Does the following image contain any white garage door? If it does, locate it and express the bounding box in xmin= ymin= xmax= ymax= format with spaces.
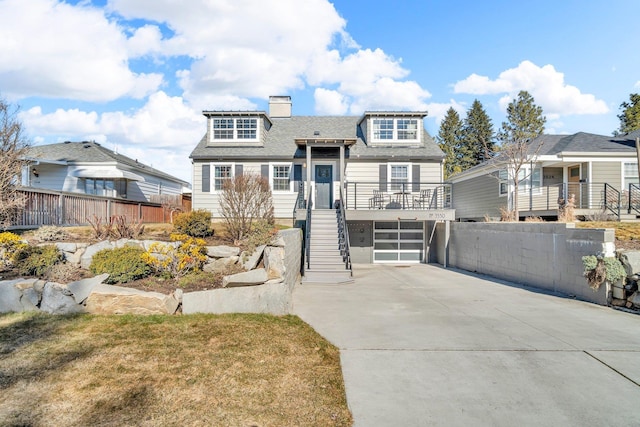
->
xmin=373 ymin=221 xmax=424 ymax=263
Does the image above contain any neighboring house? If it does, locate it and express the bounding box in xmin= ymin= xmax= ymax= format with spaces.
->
xmin=190 ymin=96 xmax=454 ymax=269
xmin=23 ymin=141 xmax=190 ymax=203
xmin=449 ymin=130 xmax=640 ymax=221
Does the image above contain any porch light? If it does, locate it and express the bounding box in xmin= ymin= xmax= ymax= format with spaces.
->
xmin=32 ymin=168 xmax=39 ymax=177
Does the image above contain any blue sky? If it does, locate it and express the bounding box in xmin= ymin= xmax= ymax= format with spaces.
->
xmin=1 ymin=0 xmax=639 ymax=183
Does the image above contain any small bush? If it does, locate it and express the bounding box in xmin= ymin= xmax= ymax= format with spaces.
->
xmin=32 ymin=225 xmax=69 ymax=242
xmin=173 ymin=209 xmax=213 ymax=237
xmin=582 ymin=255 xmax=626 ymax=290
xmin=90 ymin=246 xmax=151 ymax=284
xmin=0 ymin=231 xmax=27 ymax=269
xmin=142 ymin=233 xmax=208 ymax=278
xmin=87 ymin=215 xmax=145 ymax=240
xmin=14 ymin=245 xmax=64 ymax=277
xmin=242 ymin=219 xmax=278 ymax=253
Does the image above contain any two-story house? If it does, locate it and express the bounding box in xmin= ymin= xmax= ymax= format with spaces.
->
xmin=190 ymin=96 xmax=454 ymax=281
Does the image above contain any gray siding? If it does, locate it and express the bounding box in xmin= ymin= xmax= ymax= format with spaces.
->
xmin=591 ymin=161 xmax=621 ymax=187
xmin=452 ymin=174 xmax=504 ymax=220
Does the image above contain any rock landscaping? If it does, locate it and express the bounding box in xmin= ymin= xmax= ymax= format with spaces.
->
xmin=612 ymin=250 xmax=640 ymax=310
xmin=0 ymin=228 xmax=302 ymax=316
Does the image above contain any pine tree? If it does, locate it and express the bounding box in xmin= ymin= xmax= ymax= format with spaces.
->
xmin=461 ymin=99 xmax=495 ymax=167
xmin=615 ymin=93 xmax=640 ymax=135
xmin=436 ymin=107 xmax=464 ymax=179
xmin=496 ymin=90 xmax=546 ymax=221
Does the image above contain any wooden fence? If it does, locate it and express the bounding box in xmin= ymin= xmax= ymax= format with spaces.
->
xmin=9 ymin=188 xmax=191 ymax=229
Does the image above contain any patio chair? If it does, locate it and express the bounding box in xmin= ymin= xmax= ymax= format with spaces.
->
xmin=369 ymin=190 xmax=388 ymax=209
xmin=413 ymin=189 xmax=431 ymax=209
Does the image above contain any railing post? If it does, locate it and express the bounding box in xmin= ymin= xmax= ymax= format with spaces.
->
xmin=354 ymin=182 xmax=357 ymax=210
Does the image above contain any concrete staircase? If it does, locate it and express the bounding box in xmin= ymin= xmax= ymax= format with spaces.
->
xmin=303 ymin=209 xmax=353 ymax=284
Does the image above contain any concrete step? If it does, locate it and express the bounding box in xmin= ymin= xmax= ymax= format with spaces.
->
xmin=309 ymin=256 xmax=345 ymax=264
xmin=302 ymin=269 xmax=353 ymax=284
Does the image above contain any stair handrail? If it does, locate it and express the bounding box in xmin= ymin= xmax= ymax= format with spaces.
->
xmin=337 ymin=186 xmax=352 ymax=275
xmin=629 ymin=183 xmax=640 ymax=216
xmin=305 ymin=184 xmax=313 ymax=270
xmin=604 ymin=183 xmax=621 ymax=220
xmin=292 ymin=181 xmax=305 ymax=223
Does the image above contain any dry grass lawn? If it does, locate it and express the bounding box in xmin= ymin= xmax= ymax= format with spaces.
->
xmin=0 ymin=312 xmax=352 ymax=427
xmin=576 ymin=221 xmax=640 ymax=249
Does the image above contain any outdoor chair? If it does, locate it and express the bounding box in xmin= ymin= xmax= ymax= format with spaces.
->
xmin=369 ymin=190 xmax=388 ymax=209
xmin=413 ymin=189 xmax=431 ymax=209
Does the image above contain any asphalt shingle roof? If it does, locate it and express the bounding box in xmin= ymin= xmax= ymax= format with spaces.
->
xmin=189 ymin=115 xmax=444 ymax=161
xmin=26 ymin=141 xmax=188 ymax=185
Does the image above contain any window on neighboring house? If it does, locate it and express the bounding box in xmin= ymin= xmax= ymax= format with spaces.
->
xmin=272 ymin=164 xmax=291 ymax=191
xmin=212 ymin=118 xmax=258 ymax=141
xmin=498 ymin=167 xmax=542 ymax=196
xmin=214 ymin=164 xmax=233 ymax=190
xmin=85 ymin=178 xmax=127 ymax=198
xmin=624 ymin=163 xmax=639 ymax=188
xmin=389 ymin=164 xmax=410 ymax=191
xmin=372 ymin=118 xmax=419 ymax=142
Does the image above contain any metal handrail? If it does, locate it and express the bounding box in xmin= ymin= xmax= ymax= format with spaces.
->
xmin=345 ymin=181 xmax=453 ymax=210
xmin=304 ymin=184 xmax=313 ymax=270
xmin=292 ymin=181 xmax=305 ymax=224
xmin=604 ymin=183 xmax=621 ymax=220
xmin=337 ymin=186 xmax=352 ymax=275
xmin=629 ymin=183 xmax=640 ymax=215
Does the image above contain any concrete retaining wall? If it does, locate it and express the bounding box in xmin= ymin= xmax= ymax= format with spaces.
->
xmin=435 ymin=222 xmax=612 ymax=305
xmin=182 ymin=228 xmax=302 ymax=315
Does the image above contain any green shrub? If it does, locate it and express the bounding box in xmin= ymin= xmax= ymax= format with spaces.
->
xmin=14 ymin=245 xmax=64 ymax=277
xmin=89 ymin=246 xmax=151 ymax=284
xmin=173 ymin=209 xmax=213 ymax=237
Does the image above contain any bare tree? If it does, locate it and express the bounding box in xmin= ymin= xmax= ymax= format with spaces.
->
xmin=0 ymin=97 xmax=30 ymax=229
xmin=218 ymin=174 xmax=274 ymax=241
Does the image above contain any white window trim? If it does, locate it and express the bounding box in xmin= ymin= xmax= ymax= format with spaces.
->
xmin=371 ymin=118 xmax=421 ymax=143
xmin=210 ymin=117 xmax=260 ymax=142
xmin=622 ymin=161 xmax=639 ymax=189
xmin=387 ymin=162 xmax=412 ymax=192
xmin=270 ymin=162 xmax=293 ymax=193
xmin=212 ymin=162 xmax=235 ymax=193
xmin=498 ymin=166 xmax=542 ymax=197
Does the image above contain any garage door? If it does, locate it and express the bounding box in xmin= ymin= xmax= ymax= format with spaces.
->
xmin=373 ymin=221 xmax=424 ymax=263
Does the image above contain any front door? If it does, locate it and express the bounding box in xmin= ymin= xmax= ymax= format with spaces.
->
xmin=315 ymin=165 xmax=333 ymax=209
xmin=568 ymin=165 xmax=581 ymax=207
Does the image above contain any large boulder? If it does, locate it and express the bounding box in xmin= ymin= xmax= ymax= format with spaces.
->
xmin=241 ymin=245 xmax=266 ymax=270
xmin=0 ymin=279 xmax=26 ymax=313
xmin=40 ymin=282 xmax=84 ymax=314
xmin=67 ymin=273 xmax=110 ymax=304
xmin=263 ymin=246 xmax=285 ymax=281
xmin=85 ymin=284 xmax=179 ymax=315
xmin=203 ymin=256 xmax=239 ymax=273
xmin=206 ymin=245 xmax=240 ymax=258
xmin=618 ymin=250 xmax=640 ymax=277
xmin=222 ymin=268 xmax=268 ymax=288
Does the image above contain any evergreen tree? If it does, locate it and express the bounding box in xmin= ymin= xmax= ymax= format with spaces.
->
xmin=496 ymin=90 xmax=546 ymax=221
xmin=436 ymin=107 xmax=464 ymax=179
xmin=462 ymin=99 xmax=495 ymax=167
xmin=615 ymin=93 xmax=640 ymax=135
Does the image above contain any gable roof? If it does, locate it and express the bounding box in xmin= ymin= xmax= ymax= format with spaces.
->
xmin=26 ymin=141 xmax=189 ymax=186
xmin=190 ymin=115 xmax=444 ymax=161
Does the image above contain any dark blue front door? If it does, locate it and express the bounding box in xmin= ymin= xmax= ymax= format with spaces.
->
xmin=315 ymin=165 xmax=333 ymax=209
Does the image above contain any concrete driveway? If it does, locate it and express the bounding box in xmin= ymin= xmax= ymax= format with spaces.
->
xmin=292 ymin=264 xmax=640 ymax=427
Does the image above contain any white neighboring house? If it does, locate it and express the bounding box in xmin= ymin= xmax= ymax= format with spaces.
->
xmin=23 ymin=141 xmax=190 ymax=202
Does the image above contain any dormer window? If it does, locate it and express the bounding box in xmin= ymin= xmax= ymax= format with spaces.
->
xmin=212 ymin=117 xmax=258 ymax=141
xmin=372 ymin=117 xmax=419 ymax=142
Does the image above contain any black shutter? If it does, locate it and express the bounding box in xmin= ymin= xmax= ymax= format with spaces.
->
xmin=412 ymin=164 xmax=420 ymax=192
xmin=202 ymin=164 xmax=210 ymax=193
xmin=235 ymin=164 xmax=243 ymax=177
xmin=379 ymin=164 xmax=387 ymax=192
xmin=261 ymin=164 xmax=269 ymax=179
xmin=293 ymin=164 xmax=302 ymax=181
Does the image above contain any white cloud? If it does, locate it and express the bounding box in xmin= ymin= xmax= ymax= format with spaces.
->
xmin=635 ymin=81 xmax=640 ymax=89
xmin=21 ymin=92 xmax=204 ymax=181
xmin=424 ymin=100 xmax=467 ymax=126
xmin=0 ymin=0 xmax=162 ymax=101
xmin=453 ymin=61 xmax=609 ymax=116
xmin=314 ymin=89 xmax=349 ymax=115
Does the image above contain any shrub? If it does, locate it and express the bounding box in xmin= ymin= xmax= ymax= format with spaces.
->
xmin=242 ymin=219 xmax=278 ymax=254
xmin=0 ymin=231 xmax=27 ymax=269
xmin=173 ymin=209 xmax=213 ymax=238
xmin=32 ymin=225 xmax=69 ymax=242
xmin=582 ymin=255 xmax=626 ymax=290
xmin=90 ymin=246 xmax=151 ymax=284
xmin=14 ymin=245 xmax=64 ymax=277
xmin=87 ymin=215 xmax=145 ymax=240
xmin=219 ymin=174 xmax=274 ymax=241
xmin=141 ymin=233 xmax=208 ymax=278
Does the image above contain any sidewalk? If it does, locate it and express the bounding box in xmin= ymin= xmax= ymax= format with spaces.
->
xmin=292 ymin=264 xmax=640 ymax=427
